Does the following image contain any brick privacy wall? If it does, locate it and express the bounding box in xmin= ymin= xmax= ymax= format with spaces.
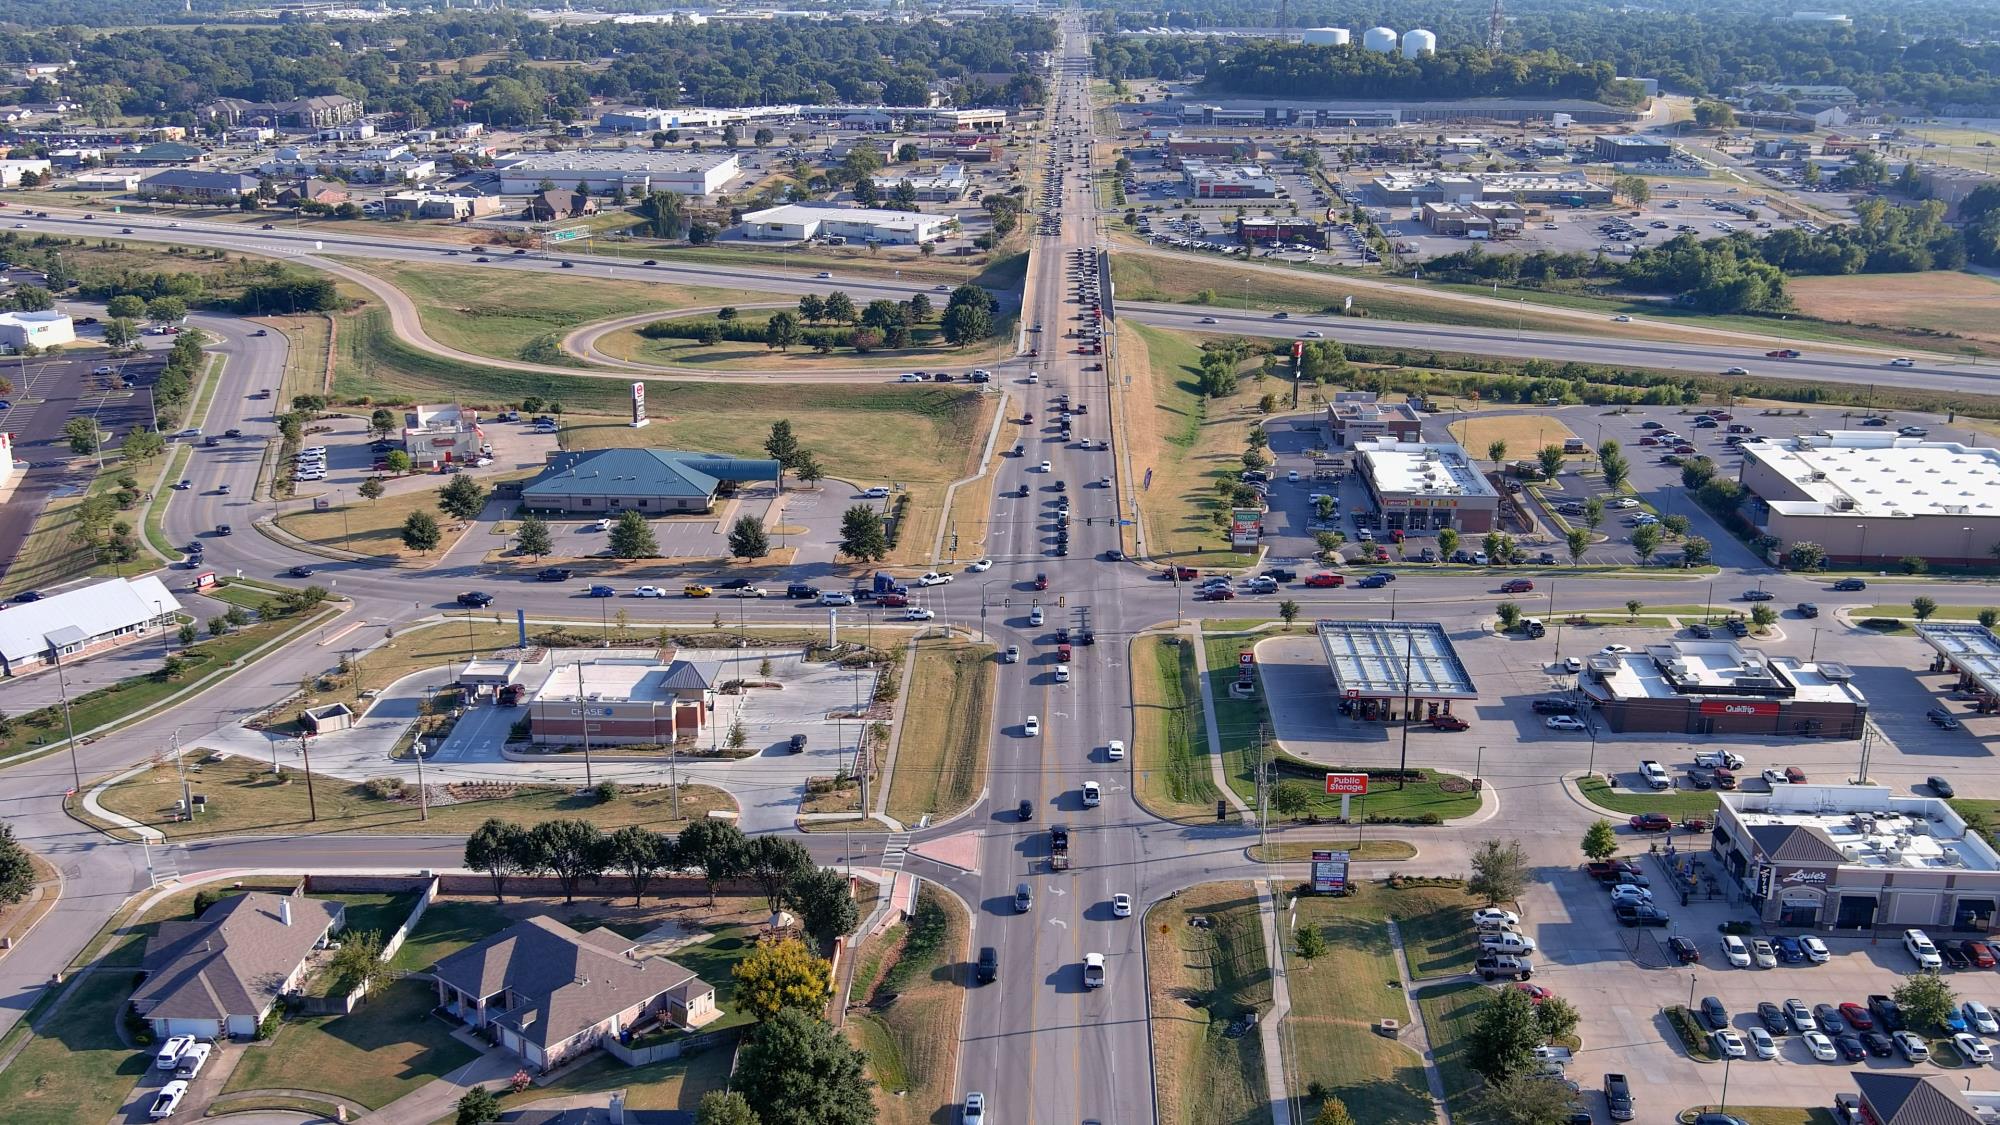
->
xmin=307 ymin=872 xmax=763 ymax=900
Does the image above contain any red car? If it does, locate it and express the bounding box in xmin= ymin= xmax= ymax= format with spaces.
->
xmin=1513 ymin=983 xmax=1552 ymax=1004
xmin=1501 ymin=579 xmax=1534 ymax=593
xmin=1638 ymin=436 xmax=1659 ymax=445
xmin=1839 ymin=1003 xmax=1874 ymax=1030
xmin=1766 ymin=349 xmax=1801 ymax=359
xmin=1629 ymin=813 xmax=1672 ymax=832
xmin=1969 ymin=941 xmax=1999 ymax=968
xmin=1034 ymin=572 xmax=1050 ymax=591
xmin=1304 ymin=572 xmax=1345 ymax=588
xmin=1162 ymin=566 xmax=1197 ymax=581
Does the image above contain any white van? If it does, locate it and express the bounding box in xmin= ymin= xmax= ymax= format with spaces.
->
xmin=173 ymin=1042 xmax=212 ymax=1079
xmin=1905 ymin=928 xmax=1942 ymax=970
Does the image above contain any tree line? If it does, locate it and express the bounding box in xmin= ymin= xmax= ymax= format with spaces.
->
xmin=1194 ymin=43 xmax=1633 ymax=104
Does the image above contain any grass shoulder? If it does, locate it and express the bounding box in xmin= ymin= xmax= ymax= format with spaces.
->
xmin=1130 ymin=634 xmax=1224 ymax=822
xmin=886 ymin=637 xmax=996 ymax=825
xmin=1576 ymin=775 xmax=1721 ymax=817
xmin=1146 ymin=881 xmax=1274 ymax=1125
xmin=846 ymin=884 xmax=969 ymax=1125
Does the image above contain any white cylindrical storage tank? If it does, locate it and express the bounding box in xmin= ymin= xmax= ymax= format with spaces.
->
xmin=1363 ymin=26 xmax=1399 ymax=53
xmin=1302 ymin=26 xmax=1350 ymax=46
xmin=1401 ymin=29 xmax=1436 ymax=57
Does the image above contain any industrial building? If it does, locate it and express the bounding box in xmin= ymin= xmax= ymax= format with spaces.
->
xmin=873 ymin=162 xmax=969 ymax=201
xmin=1400 ymin=29 xmax=1436 ymax=58
xmin=137 ymin=169 xmax=258 ymax=203
xmin=1914 ymin=623 xmax=2000 ymax=716
xmin=1362 ymin=26 xmax=1399 ymax=52
xmin=1180 ymin=158 xmax=1277 ymax=198
xmin=527 ymin=657 xmax=712 ymax=748
xmin=1301 ymin=27 xmax=1350 ymax=46
xmin=1592 ymin=135 xmax=1674 ymax=163
xmin=402 ymin=405 xmax=484 ymax=467
xmin=1419 ymin=201 xmax=1525 ymax=238
xmin=1351 ymin=439 xmax=1498 ymax=533
xmin=1323 ymin=393 xmax=1423 ymax=446
xmin=0 ymin=575 xmax=179 ymax=678
xmin=1370 ymin=170 xmax=1612 ymax=205
xmin=1576 ymin=639 xmax=1868 ymax=737
xmin=0 ymin=158 xmax=51 ymax=187
xmin=0 ymin=309 xmax=74 ymax=351
xmin=1236 ymin=217 xmax=1322 ymax=244
xmin=1163 ymin=136 xmax=1262 ymax=159
xmin=494 ymin=151 xmax=739 ymax=196
xmin=519 ymin=448 xmax=780 ymax=515
xmin=381 ymin=192 xmax=502 ymax=221
xmin=1738 ymin=432 xmax=2000 ymax=567
xmin=736 ymin=203 xmax=951 ymax=244
xmin=1312 ymin=621 xmax=1476 ymax=724
xmin=1712 ymin=786 xmax=2000 ymax=932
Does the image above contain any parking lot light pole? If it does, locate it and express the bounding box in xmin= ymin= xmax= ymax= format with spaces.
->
xmin=1717 ymin=1050 xmax=1734 ymax=1112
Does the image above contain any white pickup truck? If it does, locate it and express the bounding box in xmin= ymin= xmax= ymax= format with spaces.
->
xmin=1640 ymin=760 xmax=1673 ymax=790
xmin=1695 ymin=750 xmax=1745 ymax=770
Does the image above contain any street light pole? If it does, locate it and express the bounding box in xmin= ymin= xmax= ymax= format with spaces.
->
xmin=53 ymin=652 xmax=81 ymax=798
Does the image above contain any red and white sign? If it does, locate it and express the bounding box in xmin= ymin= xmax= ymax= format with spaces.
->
xmin=190 ymin=571 xmax=218 ymax=590
xmin=1700 ymin=700 xmax=1779 ymax=717
xmin=1325 ymin=773 xmax=1369 ymax=795
xmin=1291 ymin=340 xmax=1305 ymax=359
xmin=1238 ymin=651 xmax=1255 ymax=667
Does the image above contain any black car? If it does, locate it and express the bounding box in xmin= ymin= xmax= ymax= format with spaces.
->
xmin=1942 ymin=940 xmax=1973 ymax=969
xmin=1836 ymin=1034 xmax=1867 ymax=1062
xmin=1614 ymin=902 xmax=1669 ymax=927
xmin=537 ymin=568 xmax=574 ymax=582
xmin=1741 ymin=589 xmax=1775 ymax=601
xmin=1757 ymin=1002 xmax=1787 ymax=1033
xmin=786 ymin=584 xmax=819 ymax=599
xmin=1832 ymin=578 xmax=1867 ymax=591
xmin=1669 ymin=936 xmax=1701 ymax=964
xmin=1054 ymin=627 xmax=1071 ymax=644
xmin=1699 ymin=995 xmax=1729 ymax=1030
xmin=1532 ymin=699 xmax=1578 ymax=715
xmin=456 ymin=591 xmax=493 ymax=607
xmin=719 ymin=578 xmax=752 ymax=589
xmin=976 ymin=946 xmax=999 ymax=984
xmin=788 ymin=734 xmax=807 ymax=754
xmin=1797 ymin=602 xmax=1819 ymax=618
xmin=288 ymin=565 xmax=316 ymax=578
xmin=1862 ymin=1031 xmax=1894 ymax=1058
xmin=224 ymin=428 xmax=243 ymax=438
xmin=1688 ymin=623 xmax=1714 ymax=639
xmin=1017 ymin=799 xmax=1034 ymax=821
xmin=1104 ymin=549 xmax=1124 ymax=561
xmin=215 ymin=524 xmax=232 ymax=536
xmin=1356 ymin=574 xmax=1390 ymax=589
xmin=1929 ymin=776 xmax=1957 ymax=798
xmin=1262 ymin=568 xmax=1297 ymax=582
xmin=9 ymin=590 xmax=41 ymax=603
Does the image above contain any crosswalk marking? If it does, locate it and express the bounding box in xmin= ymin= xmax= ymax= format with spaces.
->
xmin=882 ymin=833 xmax=911 ymax=868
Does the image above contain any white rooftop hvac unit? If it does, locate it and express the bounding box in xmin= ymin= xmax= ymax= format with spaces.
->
xmin=1942 ymin=846 xmax=1963 ymax=866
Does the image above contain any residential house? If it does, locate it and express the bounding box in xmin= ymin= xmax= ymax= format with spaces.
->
xmin=131 ymin=892 xmax=345 ymax=1040
xmin=523 ymin=188 xmax=601 ymax=222
xmin=275 ymin=178 xmax=349 ymax=207
xmin=432 ymin=916 xmax=719 ymax=1072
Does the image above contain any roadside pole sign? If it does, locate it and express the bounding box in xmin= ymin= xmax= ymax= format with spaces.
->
xmin=1326 ymin=772 xmax=1368 ymax=822
xmin=1311 ymin=849 xmax=1350 ymax=894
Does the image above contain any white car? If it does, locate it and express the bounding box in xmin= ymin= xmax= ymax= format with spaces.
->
xmin=1106 ymin=740 xmax=1125 ymax=760
xmin=1040 ymin=460 xmax=1053 ymax=473
xmin=1470 ymin=907 xmax=1520 ymax=928
xmin=904 ymin=608 xmax=936 ymax=620
xmin=1003 ymin=645 xmax=1020 ymax=663
xmin=899 ymin=372 xmax=922 ymax=382
xmin=156 ymin=1035 xmax=195 ymax=1070
xmin=863 ymin=486 xmax=892 ymax=499
xmin=594 ymin=518 xmax=612 ymax=531
xmin=962 ymin=1092 xmax=985 ymax=1124
xmin=1895 ymin=1030 xmax=1931 ymax=1061
xmin=1969 ymin=1001 xmax=1999 ymax=1035
xmin=150 ymin=1080 xmax=190 ymax=1120
xmin=1804 ymin=1031 xmax=1838 ymax=1061
xmin=1801 ymin=935 xmax=1830 ymax=963
xmin=1562 ymin=657 xmax=1584 ymax=673
xmin=1608 ymin=884 xmax=1652 ymax=905
xmin=1723 ymin=935 xmax=1752 ymax=967
xmin=1112 ymin=893 xmax=1132 ymax=917
xmin=1287 ymin=470 xmax=1301 ymax=483
xmin=294 ymin=470 xmax=326 ymax=481
xmin=1712 ymin=1028 xmax=1746 ymax=1058
xmin=731 ymin=586 xmax=768 ymax=598
xmin=967 ymin=558 xmax=993 ymax=572
xmin=1082 ymin=780 xmax=1101 ymax=807
xmin=1029 ymin=606 xmax=1044 ymax=626
xmin=1748 ymin=1027 xmax=1777 ymax=1059
xmin=1608 ymin=497 xmax=1640 ymax=509
xmin=1890 ymin=357 xmax=1915 ymax=368
xmin=1612 ymin=314 xmax=1632 ymax=322
xmin=1957 ymin=1033 xmax=1995 ymax=1064
xmin=1545 ymin=715 xmax=1586 ymax=731
xmin=1024 ymin=715 xmax=1041 ymax=737
xmin=1601 ymin=644 xmax=1633 ymax=655
xmin=918 ymin=571 xmax=954 ymax=586
xmin=633 ymin=585 xmax=668 ymax=598
xmin=1750 ymin=938 xmax=1777 ymax=968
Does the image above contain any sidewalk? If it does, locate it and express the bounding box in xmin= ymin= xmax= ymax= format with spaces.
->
xmin=1188 ymin=622 xmax=1249 ymax=814
xmin=363 ymin=1034 xmax=519 ymax=1125
xmin=1255 ymin=881 xmax=1293 ymax=1125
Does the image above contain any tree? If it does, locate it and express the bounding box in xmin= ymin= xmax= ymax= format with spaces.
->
xmin=1582 ymin=496 xmax=1605 ymax=531
xmin=121 ymin=428 xmax=165 ymax=464
xmin=1680 ymin=457 xmax=1718 ymax=491
xmin=1980 ymin=607 xmax=2000 ymax=630
xmin=697 ymin=1091 xmax=761 ymax=1125
xmin=1295 ymin=923 xmax=1328 ymax=965
xmin=1279 ymin=599 xmax=1301 ymax=629
xmin=941 ymin=302 xmax=992 ymax=346
xmin=732 ymin=937 xmax=832 ymax=1021
xmin=529 ymin=819 xmax=606 ymax=904
xmin=516 ymin=514 xmax=552 ymax=559
xmin=63 ymin=416 xmax=100 ymax=456
xmin=1751 ymin=603 xmax=1778 ymax=629
xmin=145 ymin=296 xmax=188 ymax=325
xmin=465 ymin=819 xmax=526 ymax=900
xmin=676 ymin=819 xmax=747 ymax=904
xmin=1468 ymin=838 xmax=1530 ymax=904
xmin=1477 ymin=1075 xmax=1582 ymax=1125
xmin=1900 ymin=554 xmax=1929 ymax=575
xmin=1599 ymin=447 xmax=1629 ymax=492
xmin=369 ymin=407 xmax=398 ymax=439
xmin=1486 ymin=439 xmax=1508 ymax=465
xmin=1787 ymin=541 xmax=1826 ymax=571
xmin=607 ymin=826 xmax=668 ymax=903
xmin=1683 ymin=536 xmax=1712 ymax=567
xmin=839 ymin=505 xmax=889 ymax=562
xmin=0 ymin=824 xmax=34 ymax=906
xmin=1582 ymin=819 xmax=1618 ymax=862
xmin=105 ymin=294 xmax=146 ymax=320
xmin=1467 ymin=983 xmax=1545 ymax=1082
xmin=385 ymin=449 xmax=413 ymax=476
xmin=1558 ymin=527 xmax=1588 ymax=566
xmin=102 ymin=318 xmax=139 ymax=349
xmin=1623 ymin=599 xmax=1644 ymax=621
xmin=822 ymin=291 xmax=856 ymax=323
xmin=1694 ymin=101 xmax=1737 ymax=129
xmin=1614 ymin=175 xmax=1651 ymax=204
xmin=456 ymin=1086 xmax=502 ymax=1125
xmin=401 ymin=510 xmax=442 ymax=554
xmin=745 ymin=836 xmax=814 ymax=914
xmin=1483 ymin=531 xmax=1517 ymax=565
xmin=764 ymin=420 xmax=802 ymax=483
xmin=733 ymin=1006 xmax=874 ymax=1125
xmin=328 ymin=928 xmax=388 ymax=995
xmin=1313 ymin=1098 xmax=1356 ymax=1125
xmin=1496 ymin=601 xmax=1523 ymax=630
xmin=1913 ymin=596 xmax=1939 ymax=621
xmin=437 ymin=473 xmax=487 ymax=521
xmin=1535 ymin=995 xmax=1581 ymax=1044
xmin=1893 ymin=971 xmax=1957 ymax=1032
xmin=730 ymin=515 xmax=771 ymax=559
xmin=610 ymin=510 xmax=658 ymax=559
xmin=764 ymin=311 xmax=803 ymax=351
xmin=797 ymin=294 xmax=825 ymax=323
xmin=358 ymin=477 xmax=385 ymax=503
xmin=1661 ymin=513 xmax=1690 ymax=538
xmin=788 ymin=866 xmax=859 ymax=947
xmin=1536 ymin=444 xmax=1564 ymax=480
xmin=1438 ymin=527 xmax=1460 ymax=559
xmin=795 ymin=452 xmax=825 ymax=489
xmin=10 ymin=286 xmax=52 ymax=312
xmin=1631 ymin=523 xmax=1662 ymax=564
xmin=1272 ymin=780 xmax=1315 ymax=818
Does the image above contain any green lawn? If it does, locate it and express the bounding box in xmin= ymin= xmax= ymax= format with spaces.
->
xmin=512 ymin=1045 xmax=734 ymax=1112
xmin=386 ymin=899 xmax=514 ymax=972
xmin=1146 ymin=882 xmax=1274 ymax=1125
xmin=0 ymin=969 xmax=150 ymax=1125
xmin=1578 ymin=776 xmax=1721 ymax=818
xmin=1412 ymin=980 xmax=1496 ymax=1114
xmin=1132 ymin=635 xmax=1223 ymax=822
xmin=1201 ymin=633 xmax=1482 ymax=824
xmin=1122 ymin=322 xmax=1259 ymax=566
xmin=223 ymin=977 xmax=479 ymax=1109
xmin=653 ymin=923 xmax=760 ymax=1035
xmin=1858 ymin=603 xmax=1998 ymax=623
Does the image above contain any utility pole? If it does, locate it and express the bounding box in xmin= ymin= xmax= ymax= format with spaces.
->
xmin=574 ymin=659 xmax=595 ymax=787
xmin=1396 ymin=631 xmax=1417 ymax=789
xmin=298 ymin=733 xmax=318 ymax=822
xmin=414 ymin=737 xmax=429 ymax=822
xmin=1256 ymin=721 xmax=1271 ymax=853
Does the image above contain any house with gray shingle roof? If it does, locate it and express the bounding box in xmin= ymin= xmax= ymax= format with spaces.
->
xmin=431 ymin=916 xmax=718 ymax=1071
xmin=1854 ymin=1072 xmax=1983 ymax=1125
xmin=519 ymin=448 xmax=781 ymax=515
xmin=131 ymin=892 xmax=345 ymax=1040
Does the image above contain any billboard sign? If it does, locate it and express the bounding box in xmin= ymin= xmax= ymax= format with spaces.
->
xmin=631 ymin=381 xmax=649 ymax=428
xmin=1311 ymin=850 xmax=1350 ymax=893
xmin=1325 ymin=773 xmax=1369 ymax=795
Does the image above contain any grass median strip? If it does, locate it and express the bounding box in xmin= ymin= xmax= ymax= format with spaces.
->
xmin=1147 ymin=881 xmax=1274 ymax=1125
xmin=1577 ymin=775 xmax=1720 ymax=818
xmin=847 ymin=885 xmax=969 ymax=1125
xmin=1120 ymin=322 xmax=1259 ymax=567
xmin=1132 ymin=634 xmax=1223 ymax=822
xmin=886 ymin=637 xmax=995 ymax=825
